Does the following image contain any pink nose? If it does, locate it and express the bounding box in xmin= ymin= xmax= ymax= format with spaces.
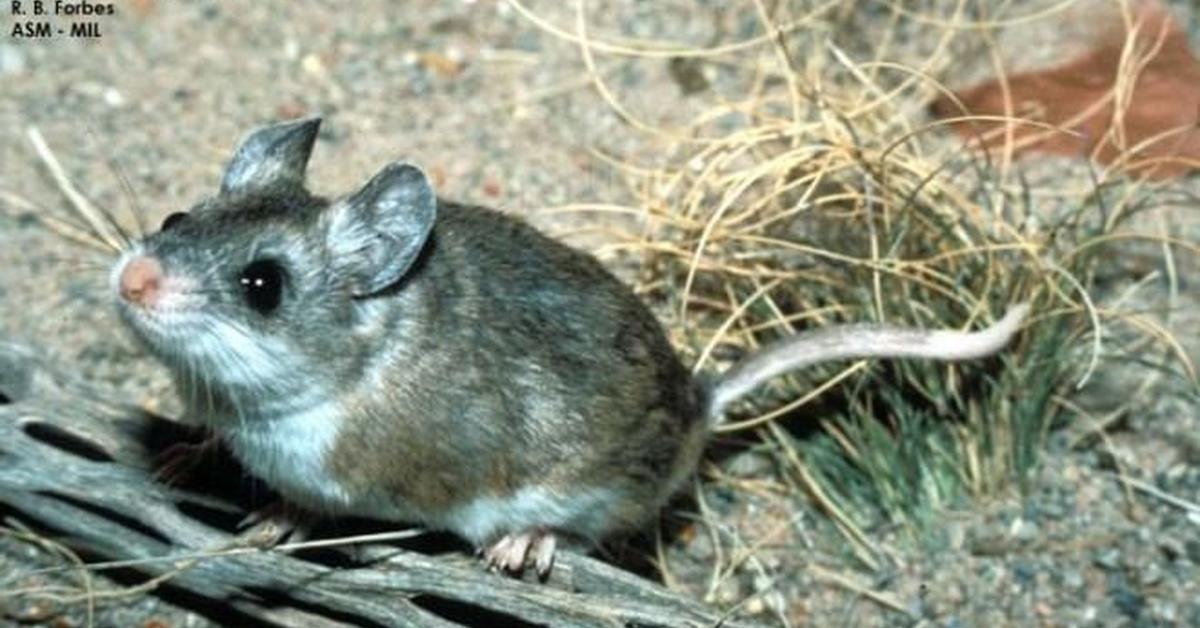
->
xmin=119 ymin=256 xmax=164 ymax=307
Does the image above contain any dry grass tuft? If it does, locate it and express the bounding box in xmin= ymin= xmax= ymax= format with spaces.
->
xmin=521 ymin=0 xmax=1197 ymax=564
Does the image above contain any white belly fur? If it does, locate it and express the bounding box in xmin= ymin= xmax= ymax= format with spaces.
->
xmin=223 ymin=402 xmax=624 ymax=545
xmin=435 ymin=486 xmax=622 ymax=545
xmin=223 ymin=399 xmax=354 ymax=510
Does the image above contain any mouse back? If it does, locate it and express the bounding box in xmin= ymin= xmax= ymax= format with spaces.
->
xmin=321 ymin=200 xmax=709 ymax=540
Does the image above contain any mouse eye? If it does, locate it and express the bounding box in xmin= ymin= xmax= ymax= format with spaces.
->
xmin=238 ymin=259 xmax=285 ymax=314
xmin=160 ymin=212 xmax=188 ymax=231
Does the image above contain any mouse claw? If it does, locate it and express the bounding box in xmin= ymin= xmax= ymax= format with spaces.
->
xmin=482 ymin=529 xmax=559 ymax=577
xmin=532 ymin=532 xmax=557 ymax=578
xmin=504 ymin=532 xmax=533 ymax=573
xmin=237 ymin=502 xmax=310 ymax=548
xmin=483 ymin=534 xmax=513 ymax=571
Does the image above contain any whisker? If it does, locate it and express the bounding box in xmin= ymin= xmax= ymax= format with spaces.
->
xmin=36 ymin=254 xmax=114 ymax=271
xmin=44 ymin=215 xmax=115 ymax=252
xmin=0 ymin=188 xmax=40 ymax=213
xmin=202 ymin=323 xmax=253 ymax=430
xmin=0 ymin=189 xmax=115 ymax=254
xmin=171 ymin=288 xmax=239 ymax=298
xmin=199 ymin=261 xmax=227 ymax=285
xmin=40 ymin=267 xmax=112 ymax=281
xmin=85 ymin=121 xmax=147 ymax=239
xmin=197 ymin=356 xmax=214 ymax=423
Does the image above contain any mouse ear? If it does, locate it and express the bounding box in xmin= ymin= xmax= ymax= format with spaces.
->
xmin=326 ymin=162 xmax=437 ymax=297
xmin=220 ymin=117 xmax=321 ymax=195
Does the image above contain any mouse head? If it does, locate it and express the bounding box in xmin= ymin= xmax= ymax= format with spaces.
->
xmin=112 ymin=118 xmax=437 ymax=415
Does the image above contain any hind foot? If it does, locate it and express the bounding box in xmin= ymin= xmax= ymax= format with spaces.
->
xmin=483 ymin=529 xmax=558 ymax=577
xmin=237 ymin=502 xmax=312 ymax=548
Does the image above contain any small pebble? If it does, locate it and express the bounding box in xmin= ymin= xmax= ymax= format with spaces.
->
xmin=301 ymin=53 xmax=327 ymax=79
xmin=1158 ymin=537 xmax=1186 ymax=561
xmin=1111 ymin=584 xmax=1145 ymax=619
xmin=945 ymin=521 xmax=966 ymax=551
xmin=0 ymin=44 xmax=26 ymax=76
xmin=103 ymin=87 xmax=125 ymax=107
xmin=1011 ymin=518 xmax=1039 ymax=543
xmin=283 ymin=40 xmax=300 ymax=60
xmin=1012 ymin=561 xmax=1037 ymax=585
xmin=1094 ymin=547 xmax=1122 ymax=571
xmin=713 ymin=578 xmax=742 ymax=605
xmin=1151 ymin=599 xmax=1177 ymax=622
xmin=1062 ymin=569 xmax=1085 ymax=591
xmin=1185 ymin=539 xmax=1200 ymax=563
xmin=668 ymin=57 xmax=711 ymax=95
xmin=1139 ymin=562 xmax=1163 ymax=587
xmin=725 ymin=451 xmax=772 ymax=477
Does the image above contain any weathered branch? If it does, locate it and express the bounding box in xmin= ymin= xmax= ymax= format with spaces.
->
xmin=0 ymin=340 xmax=757 ymax=627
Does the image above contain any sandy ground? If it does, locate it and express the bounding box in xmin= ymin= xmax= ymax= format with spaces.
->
xmin=1 ymin=1 xmax=1198 ymax=626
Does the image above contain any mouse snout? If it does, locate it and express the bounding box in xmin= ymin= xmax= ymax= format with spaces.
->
xmin=118 ymin=255 xmax=165 ymax=308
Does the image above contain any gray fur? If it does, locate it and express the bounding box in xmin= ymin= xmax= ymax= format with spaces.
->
xmin=324 ymin=162 xmax=438 ymax=297
xmin=220 ymin=117 xmax=321 ymax=195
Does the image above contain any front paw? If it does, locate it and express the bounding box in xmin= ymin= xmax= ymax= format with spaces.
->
xmin=237 ymin=502 xmax=313 ymax=548
xmin=153 ymin=434 xmax=221 ymax=486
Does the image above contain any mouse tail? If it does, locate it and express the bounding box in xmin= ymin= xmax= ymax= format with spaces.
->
xmin=703 ymin=303 xmax=1030 ymax=424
